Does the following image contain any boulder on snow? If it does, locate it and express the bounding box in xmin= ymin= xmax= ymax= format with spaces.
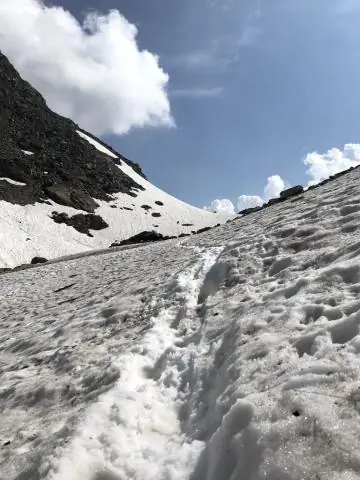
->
xmin=31 ymin=257 xmax=48 ymax=265
xmin=280 ymin=185 xmax=304 ymax=199
xmin=110 ymin=230 xmax=175 ymax=248
xmin=51 ymin=211 xmax=108 ymax=236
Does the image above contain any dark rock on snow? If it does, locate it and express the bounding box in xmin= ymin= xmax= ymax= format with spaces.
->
xmin=280 ymin=185 xmax=304 ymax=199
xmin=31 ymin=257 xmax=48 ymax=264
xmin=155 ymin=200 xmax=164 ymax=206
xmin=195 ymin=226 xmax=212 ymax=234
xmin=267 ymin=197 xmax=284 ymax=206
xmin=51 ymin=211 xmax=109 ymax=236
xmin=110 ymin=231 xmax=175 ymax=248
xmin=239 ymin=206 xmax=262 ymax=215
xmin=13 ymin=263 xmax=33 ymax=272
xmin=0 ymin=267 xmax=12 ymax=274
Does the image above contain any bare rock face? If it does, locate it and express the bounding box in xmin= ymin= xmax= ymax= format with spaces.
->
xmin=45 ymin=184 xmax=99 ymax=213
xmin=0 ymin=50 xmax=146 ymax=210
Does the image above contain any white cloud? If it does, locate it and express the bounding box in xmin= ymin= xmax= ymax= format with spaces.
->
xmin=304 ymin=144 xmax=360 ymax=185
xmin=236 ymin=195 xmax=263 ymax=212
xmin=263 ymin=175 xmax=286 ymax=200
xmin=204 ymin=175 xmax=285 ymax=214
xmin=0 ymin=0 xmax=173 ymax=135
xmin=170 ymin=51 xmax=217 ymax=69
xmin=203 ymin=199 xmax=235 ymax=214
xmin=206 ymin=143 xmax=360 ymax=216
xmin=171 ymin=87 xmax=223 ymax=98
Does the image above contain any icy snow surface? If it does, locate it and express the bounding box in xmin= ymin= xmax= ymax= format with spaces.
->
xmin=3 ymin=167 xmax=360 ymax=479
xmin=0 ymin=132 xmax=229 ymax=268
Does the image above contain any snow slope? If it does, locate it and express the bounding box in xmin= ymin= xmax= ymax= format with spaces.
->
xmin=0 ymin=131 xmax=229 ymax=268
xmin=3 ymin=166 xmax=360 ymax=479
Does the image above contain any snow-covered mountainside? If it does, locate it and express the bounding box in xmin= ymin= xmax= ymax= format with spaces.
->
xmin=2 ymin=162 xmax=360 ymax=479
xmin=0 ymin=51 xmax=229 ymax=268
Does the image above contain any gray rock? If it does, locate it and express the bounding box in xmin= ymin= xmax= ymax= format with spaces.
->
xmin=280 ymin=185 xmax=304 ymax=199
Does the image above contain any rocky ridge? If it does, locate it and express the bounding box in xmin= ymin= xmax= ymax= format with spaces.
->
xmin=0 ymin=50 xmax=145 ymax=212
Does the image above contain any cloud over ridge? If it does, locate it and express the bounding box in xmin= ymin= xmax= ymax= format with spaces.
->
xmin=0 ymin=0 xmax=173 ymax=135
xmin=205 ymin=144 xmax=360 ymax=214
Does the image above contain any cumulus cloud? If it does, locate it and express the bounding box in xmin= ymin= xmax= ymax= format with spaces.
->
xmin=304 ymin=144 xmax=360 ymax=185
xmin=205 ymin=175 xmax=285 ymax=213
xmin=263 ymin=175 xmax=286 ymax=200
xmin=171 ymin=87 xmax=223 ymax=98
xmin=0 ymin=0 xmax=173 ymax=135
xmin=203 ymin=199 xmax=235 ymax=214
xmin=236 ymin=195 xmax=263 ymax=212
xmin=206 ymin=143 xmax=360 ymax=215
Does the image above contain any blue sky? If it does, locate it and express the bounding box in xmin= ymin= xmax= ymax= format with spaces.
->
xmin=2 ymin=0 xmax=360 ymax=209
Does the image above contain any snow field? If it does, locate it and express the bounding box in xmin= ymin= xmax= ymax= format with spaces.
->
xmin=0 ymin=131 xmax=230 ymax=268
xmin=3 ymin=162 xmax=360 ymax=478
xmin=50 ymin=246 xmax=223 ymax=480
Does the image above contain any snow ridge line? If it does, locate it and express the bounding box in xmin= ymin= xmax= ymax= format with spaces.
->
xmin=49 ymin=246 xmax=224 ymax=480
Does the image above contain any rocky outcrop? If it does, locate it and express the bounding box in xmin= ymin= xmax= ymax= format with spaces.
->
xmin=267 ymin=198 xmax=283 ymax=206
xmin=45 ymin=184 xmax=99 ymax=213
xmin=51 ymin=211 xmax=109 ymax=236
xmin=239 ymin=206 xmax=262 ymax=215
xmin=233 ymin=163 xmax=360 ymax=222
xmin=280 ymin=185 xmax=304 ymax=199
xmin=0 ymin=51 xmax=145 ymax=210
xmin=77 ymin=127 xmax=146 ymax=180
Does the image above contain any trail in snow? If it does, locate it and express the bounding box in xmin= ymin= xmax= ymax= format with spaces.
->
xmin=5 ymin=166 xmax=360 ymax=479
xmin=50 ymin=246 xmax=223 ymax=480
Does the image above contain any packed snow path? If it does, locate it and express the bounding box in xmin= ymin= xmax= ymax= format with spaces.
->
xmin=2 ymin=168 xmax=360 ymax=478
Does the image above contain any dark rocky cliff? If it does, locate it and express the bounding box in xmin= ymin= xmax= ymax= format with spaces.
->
xmin=0 ymin=51 xmax=146 ymax=212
